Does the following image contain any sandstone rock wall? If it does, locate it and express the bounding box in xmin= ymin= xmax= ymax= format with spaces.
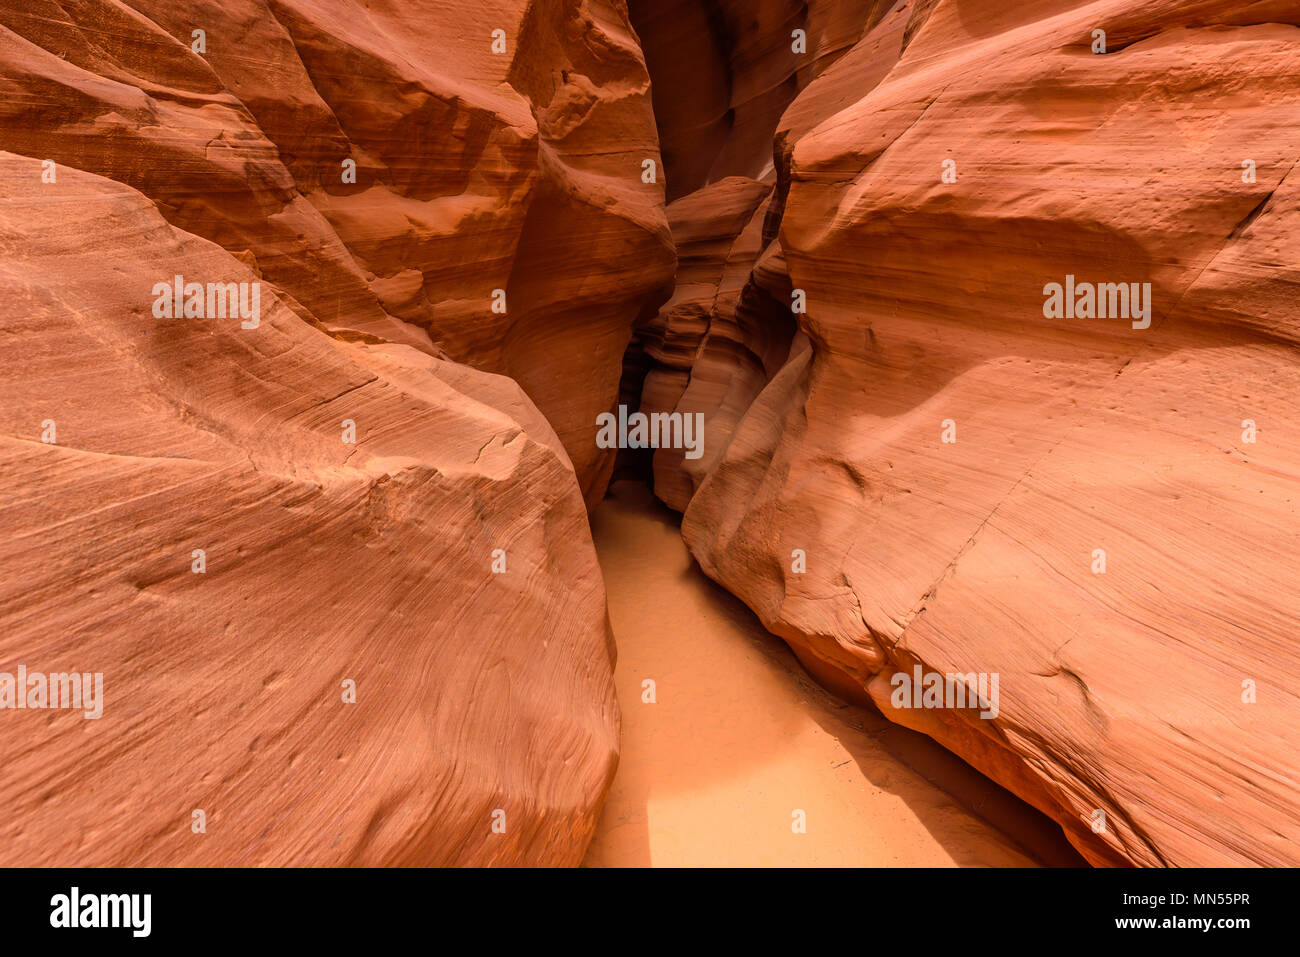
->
xmin=5 ymin=0 xmax=1297 ymax=870
xmin=0 ymin=0 xmax=659 ymax=865
xmin=629 ymin=0 xmax=891 ymax=199
xmin=641 ymin=0 xmax=1300 ymax=866
xmin=0 ymin=0 xmax=674 ymax=505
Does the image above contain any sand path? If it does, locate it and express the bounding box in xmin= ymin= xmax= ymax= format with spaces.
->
xmin=583 ymin=481 xmax=1083 ymax=867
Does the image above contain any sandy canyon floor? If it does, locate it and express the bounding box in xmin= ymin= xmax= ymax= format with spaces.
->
xmin=584 ymin=482 xmax=1084 ymax=867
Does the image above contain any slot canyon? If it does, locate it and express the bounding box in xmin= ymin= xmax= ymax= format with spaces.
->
xmin=0 ymin=0 xmax=1297 ymax=869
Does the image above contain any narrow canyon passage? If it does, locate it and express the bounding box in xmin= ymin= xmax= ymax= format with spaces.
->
xmin=584 ymin=482 xmax=1083 ymax=867
xmin=2 ymin=0 xmax=1293 ymax=872
xmin=588 ymin=1 xmax=1085 ymax=867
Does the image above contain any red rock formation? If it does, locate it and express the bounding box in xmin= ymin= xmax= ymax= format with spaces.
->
xmin=643 ymin=0 xmax=1300 ymax=865
xmin=626 ymin=0 xmax=897 ymax=510
xmin=629 ymin=0 xmax=888 ymax=199
xmin=633 ymin=177 xmax=795 ymax=510
xmin=0 ymin=0 xmax=674 ymax=506
xmin=0 ymin=0 xmax=665 ymax=864
xmin=0 ymin=153 xmax=618 ymax=865
xmin=6 ymin=0 xmax=1297 ymax=871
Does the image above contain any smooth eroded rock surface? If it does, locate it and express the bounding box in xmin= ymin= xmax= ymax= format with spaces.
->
xmin=0 ymin=0 xmax=648 ymax=866
xmin=0 ymin=0 xmax=674 ymax=505
xmin=644 ymin=0 xmax=1300 ymax=865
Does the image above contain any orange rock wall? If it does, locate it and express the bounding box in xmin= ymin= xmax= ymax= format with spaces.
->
xmin=640 ymin=0 xmax=1300 ymax=866
xmin=0 ymin=1 xmax=662 ymax=865
xmin=0 ymin=0 xmax=674 ymax=505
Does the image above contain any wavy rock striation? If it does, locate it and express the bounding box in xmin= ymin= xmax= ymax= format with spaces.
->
xmin=0 ymin=0 xmax=674 ymax=504
xmin=636 ymin=0 xmax=1300 ymax=866
xmin=0 ymin=0 xmax=669 ymax=865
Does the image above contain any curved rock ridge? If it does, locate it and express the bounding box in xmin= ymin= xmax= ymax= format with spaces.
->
xmin=630 ymin=176 xmax=797 ymax=510
xmin=639 ymin=1 xmax=1300 ymax=865
xmin=0 ymin=153 xmax=618 ymax=865
xmin=628 ymin=0 xmax=895 ymax=201
xmin=0 ymin=0 xmax=674 ymax=504
xmin=626 ymin=0 xmax=926 ymax=512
